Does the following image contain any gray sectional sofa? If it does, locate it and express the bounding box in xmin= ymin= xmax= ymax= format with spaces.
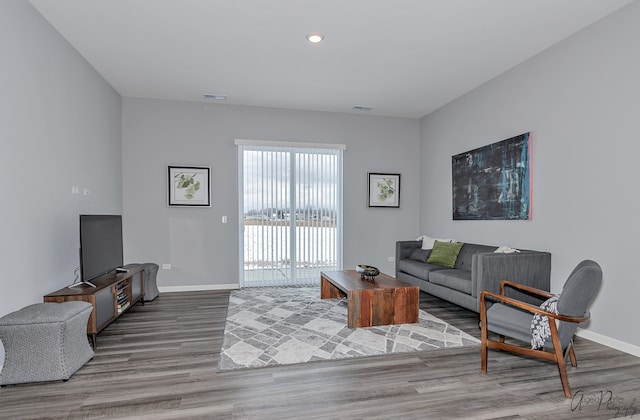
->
xmin=395 ymin=240 xmax=551 ymax=312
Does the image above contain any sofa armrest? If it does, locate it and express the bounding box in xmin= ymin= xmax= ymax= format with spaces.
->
xmin=395 ymin=240 xmax=422 ymax=275
xmin=472 ymin=251 xmax=551 ymax=309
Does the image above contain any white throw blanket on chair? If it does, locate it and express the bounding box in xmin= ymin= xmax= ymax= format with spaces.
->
xmin=530 ymin=295 xmax=559 ymax=350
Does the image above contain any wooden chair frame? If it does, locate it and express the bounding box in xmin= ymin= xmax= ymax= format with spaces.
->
xmin=480 ymin=280 xmax=590 ymax=398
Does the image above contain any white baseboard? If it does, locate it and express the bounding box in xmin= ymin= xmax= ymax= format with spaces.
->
xmin=576 ymin=328 xmax=640 ymax=358
xmin=158 ymin=284 xmax=240 ymax=293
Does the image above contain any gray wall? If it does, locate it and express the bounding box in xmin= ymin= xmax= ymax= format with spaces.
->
xmin=0 ymin=1 xmax=122 ymax=316
xmin=122 ymin=98 xmax=420 ymax=288
xmin=419 ymin=1 xmax=640 ymax=348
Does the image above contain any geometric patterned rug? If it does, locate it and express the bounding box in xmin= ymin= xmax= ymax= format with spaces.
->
xmin=218 ymin=286 xmax=479 ymax=371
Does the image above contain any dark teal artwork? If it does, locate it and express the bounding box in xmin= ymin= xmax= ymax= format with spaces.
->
xmin=452 ymin=133 xmax=531 ymax=220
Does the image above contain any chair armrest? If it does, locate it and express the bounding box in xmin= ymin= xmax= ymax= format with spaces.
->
xmin=499 ymin=279 xmax=555 ymax=300
xmin=480 ymin=290 xmax=590 ymax=323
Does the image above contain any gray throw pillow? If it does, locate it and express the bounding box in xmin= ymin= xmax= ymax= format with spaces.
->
xmin=410 ymin=249 xmax=430 ymax=262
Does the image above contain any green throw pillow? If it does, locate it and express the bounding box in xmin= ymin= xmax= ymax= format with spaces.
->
xmin=427 ymin=240 xmax=464 ymax=268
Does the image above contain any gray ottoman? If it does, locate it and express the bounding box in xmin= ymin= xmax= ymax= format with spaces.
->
xmin=123 ymin=263 xmax=160 ymax=301
xmin=0 ymin=301 xmax=94 ymax=385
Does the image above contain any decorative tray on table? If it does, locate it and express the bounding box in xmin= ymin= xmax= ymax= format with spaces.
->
xmin=355 ymin=264 xmax=380 ymax=282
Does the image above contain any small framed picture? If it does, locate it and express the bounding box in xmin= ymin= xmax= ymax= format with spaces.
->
xmin=168 ymin=166 xmax=211 ymax=207
xmin=368 ymin=173 xmax=400 ymax=208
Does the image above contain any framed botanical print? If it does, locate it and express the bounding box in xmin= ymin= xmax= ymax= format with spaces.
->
xmin=368 ymin=172 xmax=400 ymax=208
xmin=168 ymin=165 xmax=211 ymax=207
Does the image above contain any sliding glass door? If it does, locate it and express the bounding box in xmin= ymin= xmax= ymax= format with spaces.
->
xmin=237 ymin=141 xmax=343 ymax=287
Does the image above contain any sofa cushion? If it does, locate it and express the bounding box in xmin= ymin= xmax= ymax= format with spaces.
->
xmin=397 ymin=259 xmax=447 ymax=280
xmin=427 ymin=241 xmax=464 ymax=268
xmin=454 ymin=243 xmax=498 ymax=270
xmin=429 ymin=269 xmax=472 ymax=294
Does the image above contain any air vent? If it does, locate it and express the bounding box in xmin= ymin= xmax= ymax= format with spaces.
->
xmin=204 ymin=94 xmax=228 ymax=101
xmin=352 ymin=106 xmax=374 ymax=111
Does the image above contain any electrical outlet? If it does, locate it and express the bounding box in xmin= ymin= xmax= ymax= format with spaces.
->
xmin=162 ymin=264 xmax=171 ymax=270
xmin=388 ymin=256 xmax=395 ymax=262
xmin=71 ymin=186 xmax=79 ymax=194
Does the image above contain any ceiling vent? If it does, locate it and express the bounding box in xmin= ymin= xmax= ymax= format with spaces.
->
xmin=204 ymin=94 xmax=228 ymax=101
xmin=352 ymin=106 xmax=374 ymax=111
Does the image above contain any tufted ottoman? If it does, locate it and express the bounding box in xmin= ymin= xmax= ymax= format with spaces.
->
xmin=123 ymin=263 xmax=160 ymax=301
xmin=0 ymin=301 xmax=94 ymax=385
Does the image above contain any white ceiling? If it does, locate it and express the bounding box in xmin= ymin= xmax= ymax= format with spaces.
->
xmin=30 ymin=0 xmax=635 ymax=118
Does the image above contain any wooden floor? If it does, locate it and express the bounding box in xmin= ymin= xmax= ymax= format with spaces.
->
xmin=1 ymin=290 xmax=639 ymax=419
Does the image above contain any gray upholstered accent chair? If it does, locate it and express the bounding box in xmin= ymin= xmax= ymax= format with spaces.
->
xmin=479 ymin=260 xmax=602 ymax=398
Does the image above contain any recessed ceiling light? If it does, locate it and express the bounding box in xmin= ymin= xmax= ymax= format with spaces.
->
xmin=203 ymin=94 xmax=228 ymax=101
xmin=306 ymin=32 xmax=324 ymax=44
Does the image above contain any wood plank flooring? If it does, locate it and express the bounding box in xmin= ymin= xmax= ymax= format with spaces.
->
xmin=1 ymin=290 xmax=639 ymax=419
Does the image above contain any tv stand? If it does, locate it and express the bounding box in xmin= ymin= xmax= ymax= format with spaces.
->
xmin=44 ymin=266 xmax=145 ymax=347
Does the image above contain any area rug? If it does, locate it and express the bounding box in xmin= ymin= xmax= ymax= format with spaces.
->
xmin=218 ymin=286 xmax=479 ymax=371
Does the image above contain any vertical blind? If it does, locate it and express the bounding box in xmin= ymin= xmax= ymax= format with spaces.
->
xmin=236 ymin=140 xmax=344 ymax=287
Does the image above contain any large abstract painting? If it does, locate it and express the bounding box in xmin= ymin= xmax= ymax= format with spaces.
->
xmin=452 ymin=133 xmax=531 ymax=220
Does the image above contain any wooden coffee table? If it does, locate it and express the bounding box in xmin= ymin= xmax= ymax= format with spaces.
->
xmin=320 ymin=270 xmax=419 ymax=328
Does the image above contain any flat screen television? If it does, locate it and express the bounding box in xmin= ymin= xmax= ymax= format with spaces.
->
xmin=79 ymin=214 xmax=124 ymax=283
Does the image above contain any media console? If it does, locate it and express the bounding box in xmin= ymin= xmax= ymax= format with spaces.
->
xmin=44 ymin=267 xmax=145 ymax=347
